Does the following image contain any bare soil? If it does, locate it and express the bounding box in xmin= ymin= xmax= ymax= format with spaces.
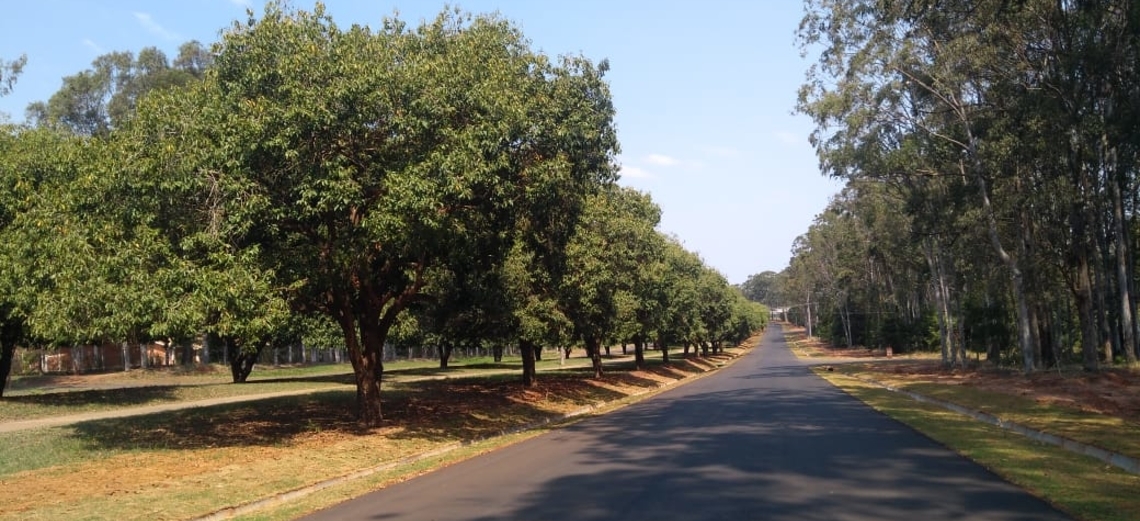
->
xmin=0 ymin=355 xmax=733 ymax=521
xmin=872 ymin=360 xmax=1140 ymax=423
xmin=788 ymin=327 xmax=1140 ymax=424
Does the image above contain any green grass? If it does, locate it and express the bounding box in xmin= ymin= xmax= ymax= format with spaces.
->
xmin=0 ymin=347 xmax=753 ymax=521
xmin=0 ymin=380 xmax=351 ymax=422
xmin=1 ymin=347 xmax=685 ymax=423
xmin=818 ymin=370 xmax=1140 ymax=521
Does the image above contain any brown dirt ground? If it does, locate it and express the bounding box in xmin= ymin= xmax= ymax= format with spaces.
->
xmin=869 ymin=360 xmax=1140 ymax=423
xmin=0 ymin=355 xmax=735 ymax=520
xmin=789 ymin=328 xmax=1140 ymax=424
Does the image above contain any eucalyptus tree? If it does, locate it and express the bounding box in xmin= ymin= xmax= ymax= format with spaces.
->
xmin=739 ymin=271 xmax=780 ymax=307
xmin=0 ymin=54 xmax=26 ymax=98
xmin=129 ymin=4 xmax=617 ymax=424
xmin=799 ymin=0 xmax=1140 ymax=370
xmin=26 ymin=42 xmax=210 ymax=135
xmin=799 ymin=0 xmax=1046 ymax=370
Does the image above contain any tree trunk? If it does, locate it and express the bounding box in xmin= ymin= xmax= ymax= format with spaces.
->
xmin=520 ymin=339 xmax=537 ymax=387
xmin=180 ymin=338 xmax=194 ymax=366
xmin=657 ymin=334 xmax=670 ymax=364
xmin=1072 ymin=253 xmax=1100 ymax=371
xmin=633 ymin=335 xmax=645 ymax=370
xmin=338 ymin=314 xmax=387 ymax=427
xmin=0 ymin=343 xmax=13 ymax=398
xmin=201 ymin=332 xmax=212 ymax=365
xmin=806 ymin=296 xmax=813 ymax=338
xmin=227 ymin=337 xmax=265 ymax=383
xmin=1111 ymin=163 xmax=1137 ymax=363
xmin=924 ymin=239 xmax=953 ymax=367
xmin=0 ymin=317 xmax=20 ymax=398
xmin=493 ymin=345 xmax=504 ymax=363
xmin=533 ymin=343 xmax=542 ymax=362
xmin=585 ymin=337 xmax=603 ymax=378
xmin=974 ymin=165 xmax=1036 ymax=372
xmin=438 ymin=343 xmax=453 ymax=369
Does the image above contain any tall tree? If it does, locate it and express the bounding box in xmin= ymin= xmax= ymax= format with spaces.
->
xmin=561 ymin=186 xmax=660 ymax=377
xmin=739 ymin=271 xmax=779 ymax=306
xmin=0 ymin=127 xmax=90 ymax=395
xmin=0 ymin=54 xmax=26 ymax=97
xmin=27 ymin=42 xmax=209 ymax=134
xmin=130 ymin=4 xmax=618 ymax=425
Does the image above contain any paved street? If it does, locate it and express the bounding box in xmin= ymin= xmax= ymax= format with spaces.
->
xmin=302 ymin=325 xmax=1071 ymax=521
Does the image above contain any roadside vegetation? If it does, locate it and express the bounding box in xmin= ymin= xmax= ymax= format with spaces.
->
xmin=0 ymin=1 xmax=767 ymax=425
xmin=0 ymin=341 xmax=755 ymax=521
xmin=784 ymin=326 xmax=1140 ymax=521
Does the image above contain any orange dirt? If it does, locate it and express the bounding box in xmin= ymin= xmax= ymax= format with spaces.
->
xmin=0 ymin=356 xmax=725 ymax=520
xmin=793 ymin=330 xmax=1140 ymax=424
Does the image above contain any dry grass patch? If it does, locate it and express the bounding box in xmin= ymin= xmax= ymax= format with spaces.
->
xmin=0 ymin=348 xmax=757 ymax=521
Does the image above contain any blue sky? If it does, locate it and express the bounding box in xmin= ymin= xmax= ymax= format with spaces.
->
xmin=0 ymin=0 xmax=842 ymax=284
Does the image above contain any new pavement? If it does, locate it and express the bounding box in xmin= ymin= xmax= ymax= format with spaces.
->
xmin=300 ymin=325 xmax=1071 ymax=521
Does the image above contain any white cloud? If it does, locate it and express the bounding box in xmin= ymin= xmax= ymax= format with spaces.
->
xmin=645 ymin=153 xmax=679 ymax=167
xmin=82 ymin=39 xmax=105 ymax=54
xmin=620 ymin=165 xmax=654 ymax=179
xmin=134 ymin=12 xmax=181 ymax=41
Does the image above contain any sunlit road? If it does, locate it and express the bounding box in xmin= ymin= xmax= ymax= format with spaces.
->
xmin=300 ymin=324 xmax=1071 ymax=521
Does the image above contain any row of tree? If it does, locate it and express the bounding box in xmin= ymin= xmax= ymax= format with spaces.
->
xmin=0 ymin=4 xmax=766 ymax=425
xmin=763 ymin=0 xmax=1139 ymax=372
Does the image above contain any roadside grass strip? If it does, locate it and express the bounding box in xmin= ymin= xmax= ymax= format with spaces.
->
xmin=818 ymin=369 xmax=1140 ymax=521
xmin=0 ymin=341 xmax=757 ymax=521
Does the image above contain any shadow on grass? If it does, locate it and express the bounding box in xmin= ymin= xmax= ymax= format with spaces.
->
xmin=2 ymin=386 xmax=181 ymax=409
xmin=67 ymin=369 xmax=646 ymax=452
xmin=246 ymin=373 xmax=358 ymax=385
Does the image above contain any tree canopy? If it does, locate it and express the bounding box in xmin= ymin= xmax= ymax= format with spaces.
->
xmin=792 ymin=0 xmax=1140 ymax=371
xmin=1 ymin=3 xmax=766 ymax=412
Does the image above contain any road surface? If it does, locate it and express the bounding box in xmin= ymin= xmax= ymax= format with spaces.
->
xmin=301 ymin=325 xmax=1071 ymax=521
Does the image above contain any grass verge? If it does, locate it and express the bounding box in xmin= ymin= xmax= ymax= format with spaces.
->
xmin=817 ymin=369 xmax=1140 ymax=521
xmin=0 ymin=343 xmax=752 ymax=521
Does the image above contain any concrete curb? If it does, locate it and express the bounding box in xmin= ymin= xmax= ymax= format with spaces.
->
xmin=837 ymin=372 xmax=1140 ymax=475
xmin=191 ymin=346 xmax=756 ymax=521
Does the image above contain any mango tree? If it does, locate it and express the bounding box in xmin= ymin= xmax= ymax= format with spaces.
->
xmin=131 ymin=4 xmax=617 ymax=425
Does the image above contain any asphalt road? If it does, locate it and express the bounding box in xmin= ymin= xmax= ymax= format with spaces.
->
xmin=301 ymin=325 xmax=1071 ymax=521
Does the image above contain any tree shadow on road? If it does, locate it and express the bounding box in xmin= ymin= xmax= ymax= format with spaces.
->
xmin=441 ymin=363 xmax=1073 ymax=521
